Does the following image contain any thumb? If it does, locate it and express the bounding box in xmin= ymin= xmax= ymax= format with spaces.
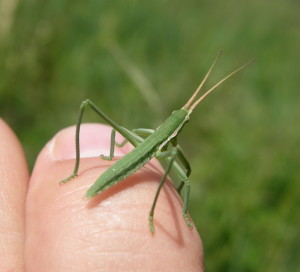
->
xmin=25 ymin=123 xmax=203 ymax=271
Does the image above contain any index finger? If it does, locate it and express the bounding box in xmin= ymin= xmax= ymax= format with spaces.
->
xmin=0 ymin=119 xmax=29 ymax=271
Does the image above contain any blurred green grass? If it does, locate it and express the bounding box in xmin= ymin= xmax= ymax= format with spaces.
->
xmin=0 ymin=0 xmax=299 ymax=271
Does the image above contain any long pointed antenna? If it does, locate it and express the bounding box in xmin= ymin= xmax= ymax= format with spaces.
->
xmin=183 ymin=51 xmax=223 ymax=110
xmin=188 ymin=58 xmax=255 ymax=113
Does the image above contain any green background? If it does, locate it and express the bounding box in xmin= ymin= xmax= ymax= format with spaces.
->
xmin=0 ymin=0 xmax=299 ymax=270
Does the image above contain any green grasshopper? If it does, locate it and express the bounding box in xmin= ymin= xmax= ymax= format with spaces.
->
xmin=61 ymin=53 xmax=253 ymax=232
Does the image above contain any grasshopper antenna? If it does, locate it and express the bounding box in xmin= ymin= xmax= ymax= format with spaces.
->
xmin=188 ymin=58 xmax=255 ymax=113
xmin=183 ymin=51 xmax=223 ymax=110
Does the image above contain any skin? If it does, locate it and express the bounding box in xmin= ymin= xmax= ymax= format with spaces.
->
xmin=0 ymin=119 xmax=203 ymax=272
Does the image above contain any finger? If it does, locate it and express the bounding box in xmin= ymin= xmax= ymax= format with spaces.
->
xmin=0 ymin=119 xmax=29 ymax=271
xmin=25 ymin=124 xmax=203 ymax=271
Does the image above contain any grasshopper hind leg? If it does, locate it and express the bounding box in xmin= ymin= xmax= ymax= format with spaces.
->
xmin=60 ymin=99 xmax=142 ymax=184
xmin=59 ymin=100 xmax=88 ymax=184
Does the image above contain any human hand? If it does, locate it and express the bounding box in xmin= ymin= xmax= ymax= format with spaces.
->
xmin=0 ymin=119 xmax=203 ymax=271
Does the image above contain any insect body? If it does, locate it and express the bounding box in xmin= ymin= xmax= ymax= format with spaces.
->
xmin=61 ymin=53 xmax=253 ymax=232
xmin=86 ymin=109 xmax=188 ymax=197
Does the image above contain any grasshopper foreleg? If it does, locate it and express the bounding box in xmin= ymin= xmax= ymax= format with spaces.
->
xmin=133 ymin=128 xmax=193 ymax=230
xmin=162 ymin=144 xmax=193 ymax=228
xmin=149 ymin=148 xmax=178 ymax=233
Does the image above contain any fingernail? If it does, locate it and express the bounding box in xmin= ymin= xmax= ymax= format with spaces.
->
xmin=49 ymin=124 xmax=131 ymax=161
